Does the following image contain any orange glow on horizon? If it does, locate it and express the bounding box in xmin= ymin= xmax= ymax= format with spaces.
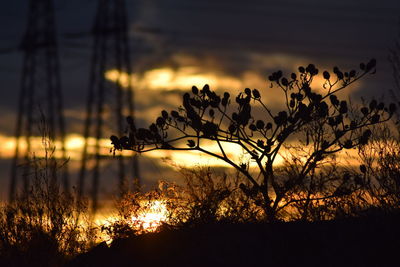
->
xmin=0 ymin=132 xmax=364 ymax=170
xmin=0 ymin=133 xmax=283 ymax=168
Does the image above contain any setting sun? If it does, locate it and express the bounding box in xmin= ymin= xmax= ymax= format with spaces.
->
xmin=131 ymin=200 xmax=169 ymax=232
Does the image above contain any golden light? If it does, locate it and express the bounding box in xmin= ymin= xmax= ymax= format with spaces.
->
xmin=65 ymin=134 xmax=85 ymax=150
xmin=0 ymin=131 xmax=364 ymax=169
xmin=0 ymin=135 xmax=17 ymax=158
xmin=105 ymin=61 xmax=362 ymax=97
xmin=0 ymin=131 xmax=286 ymax=168
xmin=146 ymin=68 xmax=174 ymax=88
xmin=105 ymin=69 xmax=131 ymax=88
xmin=0 ymin=134 xmax=118 ymax=162
xmin=90 ymin=199 xmax=170 ymax=244
xmin=149 ymin=141 xmax=286 ymax=168
xmin=105 ymin=66 xmax=243 ymax=91
xmin=131 ymin=200 xmax=169 ymax=232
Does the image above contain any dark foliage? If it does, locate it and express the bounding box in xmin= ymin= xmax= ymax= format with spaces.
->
xmin=0 ymin=129 xmax=94 ymax=267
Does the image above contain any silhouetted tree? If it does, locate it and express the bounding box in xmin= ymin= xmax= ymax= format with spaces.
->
xmin=111 ymin=59 xmax=396 ymax=221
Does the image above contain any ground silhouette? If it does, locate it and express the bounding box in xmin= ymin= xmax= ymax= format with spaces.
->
xmin=68 ymin=211 xmax=400 ymax=267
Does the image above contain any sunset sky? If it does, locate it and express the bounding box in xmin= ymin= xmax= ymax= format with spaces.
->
xmin=0 ymin=0 xmax=400 ymax=201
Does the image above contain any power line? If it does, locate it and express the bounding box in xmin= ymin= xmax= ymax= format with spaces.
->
xmin=78 ymin=0 xmax=139 ymax=213
xmin=9 ymin=0 xmax=68 ymax=201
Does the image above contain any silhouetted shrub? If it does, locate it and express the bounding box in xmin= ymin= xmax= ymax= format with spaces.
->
xmin=0 ymin=120 xmax=93 ymax=266
xmin=170 ymin=165 xmax=264 ymax=225
xmin=101 ymin=164 xmax=267 ymax=242
xmin=356 ymin=124 xmax=400 ymax=211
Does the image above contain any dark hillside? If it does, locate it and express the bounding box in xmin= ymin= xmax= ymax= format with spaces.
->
xmin=69 ymin=212 xmax=400 ymax=267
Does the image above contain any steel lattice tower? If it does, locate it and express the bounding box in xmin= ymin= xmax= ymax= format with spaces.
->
xmin=9 ymin=0 xmax=68 ymax=201
xmin=79 ymin=0 xmax=139 ymax=212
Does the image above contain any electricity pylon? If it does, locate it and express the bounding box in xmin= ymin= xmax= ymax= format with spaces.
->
xmin=78 ymin=0 xmax=139 ymax=212
xmin=9 ymin=0 xmax=68 ymax=201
